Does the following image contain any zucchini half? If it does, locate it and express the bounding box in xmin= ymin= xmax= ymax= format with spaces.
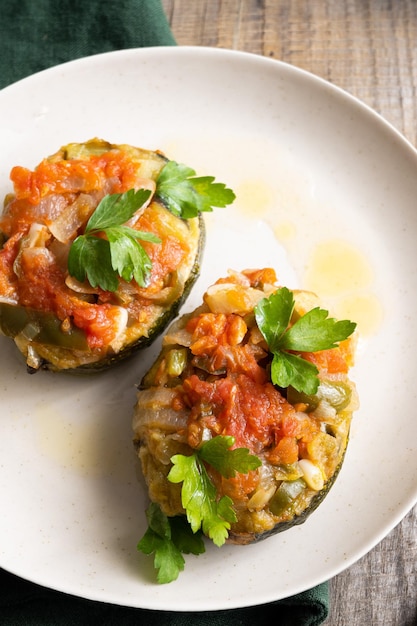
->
xmin=133 ymin=269 xmax=359 ymax=545
xmin=0 ymin=139 xmax=204 ymax=373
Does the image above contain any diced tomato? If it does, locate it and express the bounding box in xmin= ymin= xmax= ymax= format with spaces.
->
xmin=146 ymin=236 xmax=188 ymax=287
xmin=183 ymin=373 xmax=297 ymax=453
xmin=300 ymin=346 xmax=348 ymax=374
xmin=219 ymin=469 xmax=260 ymax=501
xmin=185 ymin=311 xmax=265 ymax=383
xmin=187 ymin=312 xmax=227 ymax=345
xmin=212 ymin=268 xmax=277 ymax=289
xmin=135 ymin=209 xmax=189 ymax=288
xmin=10 ymin=151 xmax=142 ymax=205
xmin=0 ymin=232 xmax=22 ymax=296
xmin=17 ymin=250 xmax=65 ymax=310
xmin=71 ymin=303 xmax=122 ymax=349
xmin=338 ymin=337 xmax=356 ymax=367
xmin=242 ymin=268 xmax=278 ymax=288
xmin=267 ymin=436 xmax=299 ymax=465
xmin=280 ymin=413 xmax=303 ymax=438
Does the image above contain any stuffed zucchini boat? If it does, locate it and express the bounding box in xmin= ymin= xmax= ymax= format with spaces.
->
xmin=0 ymin=139 xmax=234 ymax=373
xmin=134 ymin=268 xmax=358 ymax=550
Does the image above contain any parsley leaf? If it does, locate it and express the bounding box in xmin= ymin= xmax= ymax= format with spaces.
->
xmin=137 ymin=502 xmax=205 ymax=584
xmin=255 ymin=287 xmax=356 ymax=394
xmin=69 ymin=235 xmax=118 ymax=292
xmin=167 ymin=436 xmax=260 ymax=547
xmin=252 ymin=287 xmax=294 ymax=351
xmin=68 ymin=189 xmax=160 ymax=291
xmin=138 ymin=437 xmax=261 ymax=582
xmin=68 ymin=160 xmax=236 ymax=291
xmin=87 ymin=189 xmax=151 ymax=231
xmin=280 ymin=306 xmax=357 ymax=352
xmin=156 ymin=161 xmax=236 ymax=218
xmin=199 ymin=434 xmax=262 ymax=478
xmin=106 ymin=226 xmax=157 ymax=286
xmin=168 ymin=452 xmax=235 ymax=546
xmin=271 ymin=351 xmax=321 ymax=395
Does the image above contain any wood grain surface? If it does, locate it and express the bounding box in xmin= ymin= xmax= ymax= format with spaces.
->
xmin=161 ymin=1 xmax=417 ymax=624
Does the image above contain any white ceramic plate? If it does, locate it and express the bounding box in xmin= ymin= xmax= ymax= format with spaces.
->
xmin=0 ymin=47 xmax=416 ymax=612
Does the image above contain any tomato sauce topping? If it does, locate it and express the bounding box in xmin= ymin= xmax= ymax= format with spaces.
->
xmin=178 ymin=303 xmax=347 ymax=499
xmin=0 ymin=149 xmax=190 ymax=350
xmin=10 ymin=151 xmax=141 ymax=205
xmin=184 ymin=373 xmax=298 ymax=452
xmin=300 ymin=346 xmax=348 ymax=374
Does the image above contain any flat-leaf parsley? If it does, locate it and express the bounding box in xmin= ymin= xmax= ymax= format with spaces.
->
xmin=68 ymin=161 xmax=235 ymax=291
xmin=68 ymin=189 xmax=159 ymax=292
xmin=156 ymin=161 xmax=236 ymax=218
xmin=137 ymin=436 xmax=261 ymax=583
xmin=137 ymin=502 xmax=205 ymax=584
xmin=255 ymin=287 xmax=356 ymax=394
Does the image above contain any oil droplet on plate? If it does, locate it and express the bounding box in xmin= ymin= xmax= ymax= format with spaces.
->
xmin=304 ymin=239 xmax=383 ymax=337
xmin=274 ymin=221 xmax=297 ymax=242
xmin=333 ymin=293 xmax=384 ymax=337
xmin=235 ymin=179 xmax=275 ymax=218
xmin=33 ymin=402 xmax=131 ymax=480
xmin=304 ymin=239 xmax=374 ymax=296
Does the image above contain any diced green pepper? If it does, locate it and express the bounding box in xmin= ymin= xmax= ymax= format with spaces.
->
xmin=268 ymin=478 xmax=306 ymax=517
xmin=0 ymin=302 xmax=89 ymax=350
xmin=318 ymin=380 xmax=352 ymax=410
xmin=287 ymin=379 xmax=352 ymax=411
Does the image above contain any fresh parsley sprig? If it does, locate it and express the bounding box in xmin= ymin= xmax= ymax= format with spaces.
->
xmin=137 ymin=502 xmax=205 ymax=584
xmin=67 ymin=161 xmax=235 ymax=292
xmin=68 ymin=189 xmax=160 ymax=292
xmin=137 ymin=436 xmax=261 ymax=583
xmin=168 ymin=435 xmax=261 ymax=547
xmin=255 ymin=287 xmax=356 ymax=395
xmin=156 ymin=161 xmax=236 ymax=218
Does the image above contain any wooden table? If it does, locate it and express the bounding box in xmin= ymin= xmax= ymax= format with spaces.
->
xmin=161 ymin=1 xmax=417 ymax=624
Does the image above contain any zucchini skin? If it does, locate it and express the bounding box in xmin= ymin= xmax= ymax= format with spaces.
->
xmin=0 ymin=140 xmax=205 ymax=373
xmin=133 ymin=269 xmax=358 ymax=545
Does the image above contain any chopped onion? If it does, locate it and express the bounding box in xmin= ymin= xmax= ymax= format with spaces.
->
xmin=312 ymin=399 xmax=337 ymax=422
xmin=26 ymin=345 xmax=43 ymax=370
xmin=298 ymin=459 xmax=324 ymax=491
xmin=163 ymin=328 xmax=193 ymax=348
xmin=108 ymin=306 xmax=129 ymax=351
xmin=31 ymin=193 xmax=67 ymax=222
xmin=248 ymin=485 xmax=277 ymax=511
xmin=49 ymin=193 xmax=96 ymax=243
xmin=133 ymin=387 xmax=189 ymax=435
xmin=0 ymin=295 xmax=18 ymax=305
xmin=65 ymin=275 xmax=99 ymax=295
xmin=204 ymin=283 xmax=266 ymax=315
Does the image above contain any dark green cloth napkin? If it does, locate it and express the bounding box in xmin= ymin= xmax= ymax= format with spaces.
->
xmin=0 ymin=0 xmax=175 ymax=89
xmin=0 ymin=1 xmax=329 ymax=624
xmin=0 ymin=568 xmax=328 ymax=626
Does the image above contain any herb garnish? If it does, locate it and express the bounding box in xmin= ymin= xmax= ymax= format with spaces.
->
xmin=137 ymin=436 xmax=261 ymax=583
xmin=137 ymin=502 xmax=205 ymax=584
xmin=169 ymin=435 xmax=261 ymax=547
xmin=68 ymin=161 xmax=235 ymax=292
xmin=255 ymin=287 xmax=356 ymax=394
xmin=156 ymin=161 xmax=236 ymax=218
xmin=68 ymin=189 xmax=159 ymax=292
